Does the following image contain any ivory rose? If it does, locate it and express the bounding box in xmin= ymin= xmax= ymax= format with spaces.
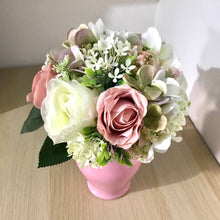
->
xmin=41 ymin=79 xmax=98 ymax=144
xmin=96 ymin=84 xmax=148 ymax=149
xmin=26 ymin=63 xmax=56 ymax=109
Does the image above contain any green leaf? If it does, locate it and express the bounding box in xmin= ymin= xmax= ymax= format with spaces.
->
xmin=98 ymin=157 xmax=109 ymax=166
xmin=82 ymin=126 xmax=96 ymax=136
xmin=96 ymin=151 xmax=105 ymax=164
xmin=38 ymin=136 xmax=71 ymax=168
xmin=114 ymin=152 xmax=120 ymax=163
xmin=81 ymin=76 xmax=96 ymax=88
xmin=21 ymin=106 xmax=44 ymax=134
xmin=122 ymin=151 xmax=133 ymax=167
xmin=104 ymin=150 xmax=111 ymax=160
xmin=81 ymin=76 xmax=92 ymax=87
xmin=127 ymin=56 xmax=134 ymax=63
xmin=116 ymin=79 xmax=125 ymax=86
xmin=123 ymin=156 xmax=133 ymax=167
xmin=112 ymin=146 xmax=133 ymax=167
xmin=120 ymin=158 xmax=125 ymax=166
xmin=85 ymin=68 xmax=95 ymax=78
xmin=96 ymin=143 xmax=111 ymax=166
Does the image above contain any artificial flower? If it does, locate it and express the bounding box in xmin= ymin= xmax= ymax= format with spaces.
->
xmin=41 ymin=78 xmax=98 ymax=144
xmin=26 ymin=63 xmax=56 ymax=109
xmin=96 ymin=84 xmax=148 ymax=149
xmin=67 ymin=133 xmax=102 ymax=168
xmin=142 ymin=27 xmax=162 ymax=52
xmin=88 ymin=18 xmax=104 ymax=40
xmin=68 ymin=24 xmax=88 ymax=46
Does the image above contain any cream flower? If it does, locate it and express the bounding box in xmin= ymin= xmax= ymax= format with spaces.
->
xmin=41 ymin=79 xmax=98 ymax=144
xmin=142 ymin=27 xmax=162 ymax=52
xmin=67 ymin=133 xmax=102 ymax=168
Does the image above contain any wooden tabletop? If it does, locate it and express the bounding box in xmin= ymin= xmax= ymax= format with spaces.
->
xmin=0 ymin=67 xmax=220 ymax=220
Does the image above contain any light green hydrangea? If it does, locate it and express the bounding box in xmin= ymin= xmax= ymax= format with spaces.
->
xmin=67 ymin=133 xmax=103 ymax=168
xmin=165 ymin=99 xmax=190 ymax=142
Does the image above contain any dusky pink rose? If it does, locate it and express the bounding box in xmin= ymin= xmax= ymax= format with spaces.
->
xmin=96 ymin=84 xmax=148 ymax=149
xmin=26 ymin=63 xmax=56 ymax=109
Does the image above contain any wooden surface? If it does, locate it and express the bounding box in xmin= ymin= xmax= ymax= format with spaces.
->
xmin=0 ymin=66 xmax=220 ymax=220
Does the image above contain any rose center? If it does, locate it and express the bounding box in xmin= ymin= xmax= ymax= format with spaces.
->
xmin=111 ymin=98 xmax=138 ymax=128
xmin=117 ymin=108 xmax=136 ymax=123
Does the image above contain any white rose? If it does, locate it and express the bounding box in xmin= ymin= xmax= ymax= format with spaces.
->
xmin=41 ymin=78 xmax=98 ymax=144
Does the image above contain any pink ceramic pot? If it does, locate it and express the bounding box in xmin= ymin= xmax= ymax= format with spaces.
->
xmin=77 ymin=160 xmax=141 ymax=200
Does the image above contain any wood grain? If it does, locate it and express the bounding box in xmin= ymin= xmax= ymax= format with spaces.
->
xmin=0 ymin=104 xmax=220 ymax=220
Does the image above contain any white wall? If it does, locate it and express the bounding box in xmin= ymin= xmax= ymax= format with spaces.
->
xmin=0 ymin=0 xmax=158 ymax=68
xmin=155 ymin=0 xmax=220 ymax=163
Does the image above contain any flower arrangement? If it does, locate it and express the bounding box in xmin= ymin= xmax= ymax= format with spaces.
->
xmin=21 ymin=19 xmax=190 ymax=168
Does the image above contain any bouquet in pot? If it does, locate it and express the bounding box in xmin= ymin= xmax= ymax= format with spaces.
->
xmin=21 ymin=19 xmax=190 ymax=168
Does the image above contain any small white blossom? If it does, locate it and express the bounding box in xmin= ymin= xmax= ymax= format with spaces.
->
xmin=108 ymin=68 xmax=123 ymax=83
xmin=121 ymin=58 xmax=136 ymax=73
xmin=114 ymin=40 xmax=130 ymax=57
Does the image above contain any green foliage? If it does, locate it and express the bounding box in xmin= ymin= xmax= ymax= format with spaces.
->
xmin=81 ymin=127 xmax=134 ymax=167
xmin=21 ymin=106 xmax=44 ymax=134
xmin=38 ymin=136 xmax=71 ymax=168
xmin=81 ymin=68 xmax=116 ymax=91
xmin=81 ymin=126 xmax=103 ymax=140
xmin=82 ymin=126 xmax=96 ymax=136
xmin=85 ymin=68 xmax=95 ymax=78
xmin=96 ymin=143 xmax=111 ymax=166
xmin=52 ymin=55 xmax=70 ymax=81
xmin=112 ymin=146 xmax=133 ymax=167
xmin=81 ymin=125 xmax=111 ymax=166
xmin=81 ymin=76 xmax=96 ymax=88
xmin=116 ymin=79 xmax=126 ymax=86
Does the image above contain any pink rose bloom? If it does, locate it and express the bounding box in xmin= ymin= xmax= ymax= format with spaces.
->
xmin=97 ymin=84 xmax=148 ymax=149
xmin=26 ymin=63 xmax=56 ymax=109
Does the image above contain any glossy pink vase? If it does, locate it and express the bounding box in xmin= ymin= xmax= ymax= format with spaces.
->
xmin=77 ymin=160 xmax=141 ymax=200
